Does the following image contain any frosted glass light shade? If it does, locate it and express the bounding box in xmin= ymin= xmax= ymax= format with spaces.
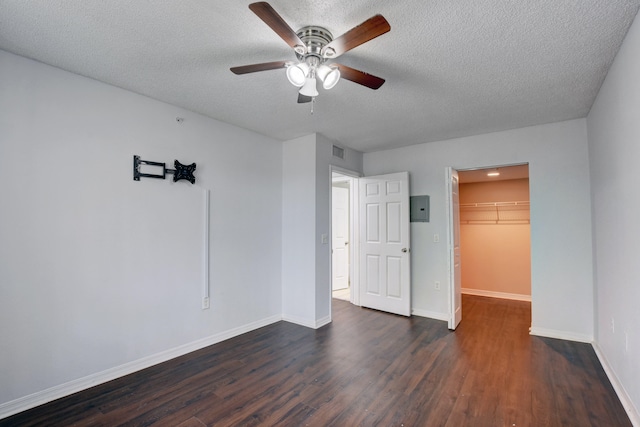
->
xmin=299 ymin=77 xmax=319 ymax=97
xmin=317 ymin=65 xmax=340 ymax=90
xmin=286 ymin=63 xmax=309 ymax=87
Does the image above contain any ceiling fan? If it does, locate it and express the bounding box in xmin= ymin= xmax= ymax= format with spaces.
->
xmin=230 ymin=2 xmax=390 ymax=104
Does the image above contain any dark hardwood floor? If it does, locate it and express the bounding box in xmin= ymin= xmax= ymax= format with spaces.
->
xmin=2 ymin=295 xmax=631 ymax=426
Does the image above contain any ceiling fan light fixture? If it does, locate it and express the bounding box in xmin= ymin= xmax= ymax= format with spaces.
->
xmin=317 ymin=65 xmax=341 ymax=90
xmin=286 ymin=62 xmax=309 ymax=87
xmin=299 ymin=77 xmax=319 ymax=97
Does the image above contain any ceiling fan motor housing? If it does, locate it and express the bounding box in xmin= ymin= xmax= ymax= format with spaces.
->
xmin=295 ymin=26 xmax=334 ymax=63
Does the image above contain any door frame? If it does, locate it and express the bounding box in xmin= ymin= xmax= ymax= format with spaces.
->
xmin=329 ymin=166 xmax=361 ymax=314
xmin=331 ymin=183 xmax=350 ymax=291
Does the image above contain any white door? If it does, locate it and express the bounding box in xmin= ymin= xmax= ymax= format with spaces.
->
xmin=446 ymin=167 xmax=462 ymax=329
xmin=332 ymin=185 xmax=350 ymax=291
xmin=359 ymin=172 xmax=411 ymax=316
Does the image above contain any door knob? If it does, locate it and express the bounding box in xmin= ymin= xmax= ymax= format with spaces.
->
xmin=401 ymin=248 xmax=408 ymax=253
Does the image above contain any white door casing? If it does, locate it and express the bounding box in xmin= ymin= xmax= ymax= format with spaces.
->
xmin=447 ymin=167 xmax=462 ymax=329
xmin=332 ymin=185 xmax=349 ymax=291
xmin=359 ymin=172 xmax=411 ymax=316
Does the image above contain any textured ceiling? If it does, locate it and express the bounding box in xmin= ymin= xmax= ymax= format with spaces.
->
xmin=1 ymin=1 xmax=638 ymax=152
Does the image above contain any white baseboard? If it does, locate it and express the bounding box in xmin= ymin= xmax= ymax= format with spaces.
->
xmin=592 ymin=343 xmax=640 ymax=426
xmin=462 ymin=288 xmax=531 ymax=302
xmin=0 ymin=314 xmax=282 ymax=420
xmin=314 ymin=315 xmax=332 ymax=329
xmin=411 ymin=308 xmax=449 ymax=322
xmin=282 ymin=314 xmax=332 ymax=329
xmin=281 ymin=313 xmax=317 ymax=329
xmin=529 ymin=326 xmax=593 ymax=343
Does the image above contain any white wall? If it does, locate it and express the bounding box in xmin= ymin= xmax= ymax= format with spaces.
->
xmin=282 ymin=135 xmax=317 ymax=326
xmin=587 ymin=8 xmax=640 ymax=422
xmin=315 ymin=135 xmax=363 ymax=321
xmin=281 ymin=134 xmax=362 ymax=327
xmin=0 ymin=50 xmax=283 ymax=412
xmin=364 ymin=119 xmax=594 ymax=341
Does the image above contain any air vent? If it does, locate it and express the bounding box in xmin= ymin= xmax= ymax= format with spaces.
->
xmin=332 ymin=145 xmax=345 ymax=160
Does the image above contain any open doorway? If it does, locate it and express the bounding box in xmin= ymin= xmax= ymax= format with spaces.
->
xmin=331 ymin=170 xmax=358 ymax=305
xmin=330 ymin=169 xmax=412 ymax=317
xmin=332 ymin=177 xmax=351 ymax=301
xmin=456 ymin=164 xmax=531 ymax=324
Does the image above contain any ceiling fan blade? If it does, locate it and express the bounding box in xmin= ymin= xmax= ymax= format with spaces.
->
xmin=335 ymin=64 xmax=385 ymax=89
xmin=321 ymin=15 xmax=390 ymax=58
xmin=249 ymin=2 xmax=307 ymax=54
xmin=230 ymin=61 xmax=289 ymax=74
xmin=298 ymin=93 xmax=313 ymax=103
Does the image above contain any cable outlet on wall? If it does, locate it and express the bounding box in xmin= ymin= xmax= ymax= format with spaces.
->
xmin=434 ymin=281 xmax=441 ymax=291
xmin=202 ymin=297 xmax=210 ymax=310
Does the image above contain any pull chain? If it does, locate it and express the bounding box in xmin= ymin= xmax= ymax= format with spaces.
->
xmin=310 ymin=97 xmax=315 ymax=114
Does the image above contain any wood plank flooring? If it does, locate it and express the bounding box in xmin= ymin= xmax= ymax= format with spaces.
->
xmin=1 ymin=295 xmax=631 ymax=426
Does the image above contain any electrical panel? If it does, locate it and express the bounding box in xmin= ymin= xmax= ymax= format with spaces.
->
xmin=410 ymin=195 xmax=430 ymax=222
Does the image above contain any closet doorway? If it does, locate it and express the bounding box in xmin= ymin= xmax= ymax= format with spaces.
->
xmin=458 ymin=164 xmax=531 ymax=304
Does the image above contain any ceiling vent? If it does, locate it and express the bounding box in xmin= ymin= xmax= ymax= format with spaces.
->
xmin=332 ymin=145 xmax=345 ymax=160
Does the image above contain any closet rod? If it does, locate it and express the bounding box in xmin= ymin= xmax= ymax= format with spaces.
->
xmin=460 ymin=201 xmax=529 ymax=208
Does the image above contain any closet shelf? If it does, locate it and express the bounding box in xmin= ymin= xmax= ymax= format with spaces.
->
xmin=460 ymin=201 xmax=530 ymax=224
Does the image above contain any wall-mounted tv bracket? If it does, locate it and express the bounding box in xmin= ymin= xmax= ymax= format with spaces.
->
xmin=133 ymin=155 xmax=196 ymax=184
